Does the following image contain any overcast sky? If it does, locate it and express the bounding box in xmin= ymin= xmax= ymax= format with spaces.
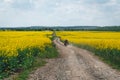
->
xmin=0 ymin=0 xmax=120 ymax=27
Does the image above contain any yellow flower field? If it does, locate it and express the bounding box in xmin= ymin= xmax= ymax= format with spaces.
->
xmin=57 ymin=31 xmax=120 ymax=50
xmin=0 ymin=31 xmax=52 ymax=56
xmin=0 ymin=31 xmax=60 ymax=79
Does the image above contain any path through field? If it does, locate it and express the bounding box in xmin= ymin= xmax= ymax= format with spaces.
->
xmin=28 ymin=38 xmax=120 ymax=80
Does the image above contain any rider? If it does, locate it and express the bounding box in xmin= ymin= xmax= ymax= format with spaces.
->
xmin=64 ymin=40 xmax=69 ymax=46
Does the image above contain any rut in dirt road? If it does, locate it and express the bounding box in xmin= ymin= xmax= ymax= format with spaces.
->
xmin=28 ymin=38 xmax=120 ymax=80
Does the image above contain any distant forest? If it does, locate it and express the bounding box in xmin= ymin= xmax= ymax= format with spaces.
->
xmin=93 ymin=26 xmax=120 ymax=31
xmin=0 ymin=26 xmax=120 ymax=31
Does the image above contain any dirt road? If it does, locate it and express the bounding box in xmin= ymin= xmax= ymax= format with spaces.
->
xmin=28 ymin=38 xmax=120 ymax=80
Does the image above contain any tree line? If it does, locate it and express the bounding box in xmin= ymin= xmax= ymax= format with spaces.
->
xmin=0 ymin=26 xmax=120 ymax=31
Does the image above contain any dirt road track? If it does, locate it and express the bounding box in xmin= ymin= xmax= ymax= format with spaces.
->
xmin=28 ymin=38 xmax=120 ymax=80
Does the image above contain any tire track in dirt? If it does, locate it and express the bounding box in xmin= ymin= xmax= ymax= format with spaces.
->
xmin=28 ymin=38 xmax=120 ymax=80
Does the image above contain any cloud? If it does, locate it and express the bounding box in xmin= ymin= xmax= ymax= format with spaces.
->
xmin=0 ymin=0 xmax=120 ymax=27
xmin=4 ymin=0 xmax=14 ymax=3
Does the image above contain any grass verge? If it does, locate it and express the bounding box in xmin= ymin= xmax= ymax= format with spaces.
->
xmin=74 ymin=44 xmax=120 ymax=70
xmin=16 ymin=58 xmax=46 ymax=80
xmin=16 ymin=45 xmax=59 ymax=80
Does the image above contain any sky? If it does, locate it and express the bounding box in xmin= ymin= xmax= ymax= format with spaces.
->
xmin=0 ymin=0 xmax=120 ymax=27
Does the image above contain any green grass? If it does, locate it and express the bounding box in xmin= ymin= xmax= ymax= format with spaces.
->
xmin=16 ymin=45 xmax=58 ymax=80
xmin=16 ymin=57 xmax=46 ymax=80
xmin=39 ymin=46 xmax=59 ymax=58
